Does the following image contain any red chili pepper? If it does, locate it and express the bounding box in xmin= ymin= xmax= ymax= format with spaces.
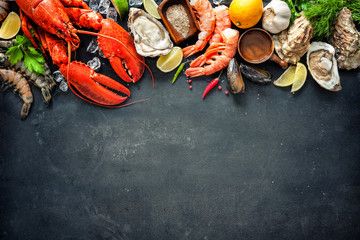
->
xmin=202 ymin=78 xmax=219 ymax=100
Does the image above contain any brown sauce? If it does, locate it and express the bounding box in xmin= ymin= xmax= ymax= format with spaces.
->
xmin=239 ymin=30 xmax=273 ymax=62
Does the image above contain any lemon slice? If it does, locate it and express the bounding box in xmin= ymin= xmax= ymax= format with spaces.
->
xmin=0 ymin=12 xmax=21 ymax=40
xmin=291 ymin=63 xmax=307 ymax=94
xmin=273 ymin=66 xmax=296 ymax=87
xmin=110 ymin=0 xmax=128 ymax=19
xmin=156 ymin=47 xmax=183 ymax=73
xmin=143 ymin=0 xmax=161 ymax=19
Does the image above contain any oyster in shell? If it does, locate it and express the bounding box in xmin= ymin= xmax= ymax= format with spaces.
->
xmin=128 ymin=8 xmax=173 ymax=57
xmin=330 ymin=7 xmax=360 ymax=70
xmin=307 ymin=42 xmax=341 ymax=92
xmin=273 ymin=14 xmax=313 ymax=64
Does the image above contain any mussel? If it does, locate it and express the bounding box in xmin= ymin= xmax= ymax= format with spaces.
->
xmin=239 ymin=63 xmax=272 ymax=84
xmin=227 ymin=58 xmax=245 ymax=94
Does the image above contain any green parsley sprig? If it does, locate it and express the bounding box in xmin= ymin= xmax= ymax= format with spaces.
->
xmin=6 ymin=35 xmax=45 ymax=75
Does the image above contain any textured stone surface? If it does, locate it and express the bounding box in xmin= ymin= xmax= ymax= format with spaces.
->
xmin=1 ymin=1 xmax=360 ymax=240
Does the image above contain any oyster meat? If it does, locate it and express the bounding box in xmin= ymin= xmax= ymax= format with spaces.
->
xmin=273 ymin=14 xmax=313 ymax=64
xmin=307 ymin=42 xmax=341 ymax=92
xmin=330 ymin=7 xmax=360 ymax=70
xmin=128 ymin=8 xmax=173 ymax=57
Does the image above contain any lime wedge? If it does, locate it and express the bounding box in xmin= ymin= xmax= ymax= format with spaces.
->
xmin=291 ymin=63 xmax=307 ymax=94
xmin=110 ymin=0 xmax=128 ymax=19
xmin=0 ymin=12 xmax=21 ymax=40
xmin=143 ymin=0 xmax=161 ymax=19
xmin=156 ymin=47 xmax=183 ymax=73
xmin=273 ymin=66 xmax=296 ymax=87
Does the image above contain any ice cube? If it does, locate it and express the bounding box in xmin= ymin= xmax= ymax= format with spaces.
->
xmin=87 ymin=57 xmax=101 ymax=71
xmin=53 ymin=70 xmax=64 ymax=83
xmin=212 ymin=0 xmax=223 ymax=5
xmin=89 ymin=0 xmax=99 ymax=11
xmin=106 ymin=7 xmax=117 ymax=21
xmin=129 ymin=0 xmax=143 ymax=7
xmin=98 ymin=0 xmax=110 ymax=14
xmin=59 ymin=81 xmax=68 ymax=92
xmin=86 ymin=38 xmax=99 ymax=53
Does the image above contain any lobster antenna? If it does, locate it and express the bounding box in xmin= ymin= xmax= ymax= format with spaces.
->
xmin=66 ymin=41 xmax=71 ymax=81
xmin=76 ymin=30 xmax=155 ymax=88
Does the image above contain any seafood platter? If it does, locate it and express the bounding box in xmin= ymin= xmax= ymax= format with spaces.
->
xmin=0 ymin=0 xmax=359 ymax=119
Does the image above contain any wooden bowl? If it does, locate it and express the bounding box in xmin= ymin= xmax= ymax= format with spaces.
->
xmin=158 ymin=0 xmax=199 ymax=45
xmin=238 ymin=28 xmax=288 ymax=69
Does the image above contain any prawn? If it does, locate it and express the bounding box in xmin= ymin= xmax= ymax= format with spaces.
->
xmin=0 ymin=69 xmax=33 ymax=119
xmin=182 ymin=0 xmax=215 ymax=58
xmin=209 ymin=5 xmax=231 ymax=45
xmin=185 ymin=28 xmax=239 ymax=78
xmin=0 ymin=39 xmax=56 ymax=104
xmin=190 ymin=5 xmax=231 ymax=68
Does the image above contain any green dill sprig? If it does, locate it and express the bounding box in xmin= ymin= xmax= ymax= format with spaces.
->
xmin=348 ymin=0 xmax=360 ymax=23
xmin=283 ymin=0 xmax=360 ymax=40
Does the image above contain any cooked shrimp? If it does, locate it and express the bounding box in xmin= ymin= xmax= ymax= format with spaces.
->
xmin=182 ymin=0 xmax=215 ymax=58
xmin=0 ymin=69 xmax=33 ymax=119
xmin=190 ymin=5 xmax=231 ymax=68
xmin=209 ymin=5 xmax=231 ymax=45
xmin=185 ymin=28 xmax=239 ymax=78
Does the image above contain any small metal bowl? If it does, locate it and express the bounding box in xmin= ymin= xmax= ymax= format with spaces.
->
xmin=238 ymin=28 xmax=288 ymax=69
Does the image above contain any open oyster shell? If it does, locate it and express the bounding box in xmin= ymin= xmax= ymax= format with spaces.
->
xmin=307 ymin=42 xmax=341 ymax=92
xmin=128 ymin=8 xmax=173 ymax=57
xmin=273 ymin=14 xmax=313 ymax=64
xmin=330 ymin=7 xmax=360 ymax=70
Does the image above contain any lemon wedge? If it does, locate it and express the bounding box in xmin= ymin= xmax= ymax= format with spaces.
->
xmin=156 ymin=47 xmax=183 ymax=73
xmin=273 ymin=66 xmax=296 ymax=87
xmin=291 ymin=63 xmax=307 ymax=94
xmin=0 ymin=12 xmax=21 ymax=40
xmin=143 ymin=0 xmax=161 ymax=19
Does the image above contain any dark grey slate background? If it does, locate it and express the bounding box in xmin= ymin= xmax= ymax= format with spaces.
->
xmin=1 ymin=1 xmax=360 ymax=239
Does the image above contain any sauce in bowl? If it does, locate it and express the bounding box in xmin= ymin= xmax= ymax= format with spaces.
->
xmin=238 ymin=29 xmax=274 ymax=63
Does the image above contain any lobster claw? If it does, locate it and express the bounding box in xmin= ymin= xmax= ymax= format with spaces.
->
xmin=98 ymin=19 xmax=145 ymax=83
xmin=60 ymin=62 xmax=130 ymax=107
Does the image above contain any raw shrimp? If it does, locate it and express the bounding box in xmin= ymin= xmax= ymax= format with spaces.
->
xmin=0 ymin=49 xmax=56 ymax=104
xmin=0 ymin=69 xmax=33 ymax=119
xmin=0 ymin=0 xmax=9 ymax=22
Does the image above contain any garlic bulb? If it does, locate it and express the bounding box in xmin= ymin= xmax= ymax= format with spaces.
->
xmin=262 ymin=0 xmax=291 ymax=34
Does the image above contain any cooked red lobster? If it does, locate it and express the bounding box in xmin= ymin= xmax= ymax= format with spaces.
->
xmin=16 ymin=0 xmax=146 ymax=107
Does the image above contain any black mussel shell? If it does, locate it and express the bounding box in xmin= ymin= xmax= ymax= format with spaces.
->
xmin=239 ymin=63 xmax=272 ymax=84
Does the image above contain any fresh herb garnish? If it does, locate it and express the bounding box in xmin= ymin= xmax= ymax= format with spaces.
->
xmin=284 ymin=0 xmax=360 ymax=40
xmin=6 ymin=35 xmax=45 ymax=75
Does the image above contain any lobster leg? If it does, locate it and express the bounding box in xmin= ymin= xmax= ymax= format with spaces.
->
xmin=59 ymin=0 xmax=90 ymax=9
xmin=44 ymin=33 xmax=68 ymax=67
xmin=64 ymin=8 xmax=102 ymax=30
xmin=20 ymin=11 xmax=41 ymax=50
